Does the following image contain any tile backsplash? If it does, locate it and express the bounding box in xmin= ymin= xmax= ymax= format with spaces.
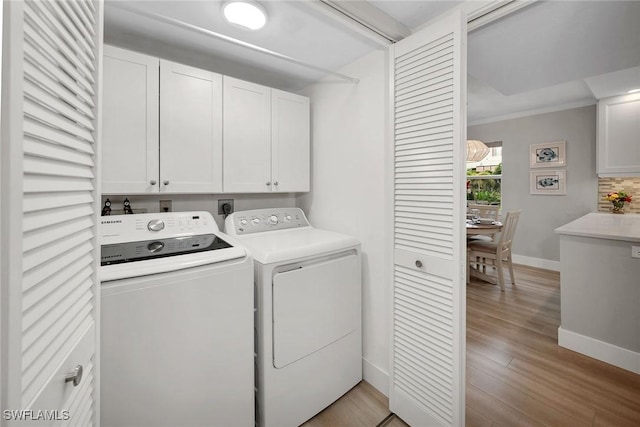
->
xmin=598 ymin=177 xmax=640 ymax=214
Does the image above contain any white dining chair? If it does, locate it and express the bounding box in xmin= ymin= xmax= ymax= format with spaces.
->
xmin=467 ymin=210 xmax=521 ymax=291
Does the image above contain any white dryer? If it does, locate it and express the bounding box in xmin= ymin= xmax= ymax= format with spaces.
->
xmin=225 ymin=208 xmax=362 ymax=427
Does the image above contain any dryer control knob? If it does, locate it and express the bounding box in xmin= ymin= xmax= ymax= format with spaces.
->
xmin=268 ymin=215 xmax=278 ymax=225
xmin=283 ymin=214 xmax=292 ymax=223
xmin=239 ymin=219 xmax=248 ymax=227
xmin=252 ymin=218 xmax=260 ymax=226
xmin=147 ymin=219 xmax=165 ymax=232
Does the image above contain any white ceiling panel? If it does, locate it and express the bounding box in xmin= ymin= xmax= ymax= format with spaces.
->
xmin=468 ymin=1 xmax=640 ymax=96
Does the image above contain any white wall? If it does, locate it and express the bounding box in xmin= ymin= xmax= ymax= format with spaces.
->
xmin=468 ymin=105 xmax=598 ymax=267
xmin=298 ymin=48 xmax=390 ymax=395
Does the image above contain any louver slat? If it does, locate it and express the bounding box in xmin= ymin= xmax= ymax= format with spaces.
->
xmin=17 ymin=0 xmax=100 ymax=419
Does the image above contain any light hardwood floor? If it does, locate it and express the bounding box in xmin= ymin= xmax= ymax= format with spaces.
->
xmin=303 ymin=264 xmax=640 ymax=426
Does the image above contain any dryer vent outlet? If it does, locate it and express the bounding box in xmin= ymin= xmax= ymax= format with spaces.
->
xmin=218 ymin=199 xmax=234 ymax=216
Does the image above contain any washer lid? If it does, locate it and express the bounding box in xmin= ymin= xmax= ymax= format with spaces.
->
xmin=233 ymin=227 xmax=360 ymax=264
xmin=100 ymin=245 xmax=247 ymax=282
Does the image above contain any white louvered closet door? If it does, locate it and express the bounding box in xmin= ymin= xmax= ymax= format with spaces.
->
xmin=1 ymin=1 xmax=102 ymax=425
xmin=390 ymin=9 xmax=466 ymax=427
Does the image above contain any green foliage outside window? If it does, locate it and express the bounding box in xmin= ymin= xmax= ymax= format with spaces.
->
xmin=466 ymin=163 xmax=501 ymax=205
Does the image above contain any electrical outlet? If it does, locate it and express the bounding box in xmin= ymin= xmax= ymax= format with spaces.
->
xmin=160 ymin=200 xmax=172 ymax=213
xmin=218 ymin=199 xmax=234 ymax=215
xmin=632 ymin=246 xmax=640 ymax=259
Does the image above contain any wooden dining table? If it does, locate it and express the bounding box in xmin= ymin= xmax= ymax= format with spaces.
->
xmin=466 ymin=220 xmax=503 ymax=236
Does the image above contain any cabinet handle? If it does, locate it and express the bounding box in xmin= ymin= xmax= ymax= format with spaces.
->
xmin=273 ymin=181 xmax=279 ymax=186
xmin=415 ymin=260 xmax=423 ymax=268
xmin=266 ymin=182 xmax=272 ymax=186
xmin=149 ymin=180 xmax=157 ymax=186
xmin=163 ymin=180 xmax=170 ymax=186
xmin=65 ymin=365 xmax=83 ymax=387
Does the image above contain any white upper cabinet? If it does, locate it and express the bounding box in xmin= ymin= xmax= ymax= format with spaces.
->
xmin=103 ymin=48 xmax=310 ymax=194
xmin=223 ymin=76 xmax=272 ymax=192
xmin=271 ymin=89 xmax=310 ymax=192
xmin=160 ymin=60 xmax=223 ymax=193
xmin=223 ymin=77 xmax=310 ymax=193
xmin=102 ymin=46 xmax=159 ymax=194
xmin=597 ymin=93 xmax=640 ymax=177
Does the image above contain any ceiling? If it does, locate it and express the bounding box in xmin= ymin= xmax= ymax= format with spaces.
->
xmin=104 ymin=0 xmax=640 ymax=123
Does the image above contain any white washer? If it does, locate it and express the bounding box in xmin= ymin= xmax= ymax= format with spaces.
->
xmin=225 ymin=208 xmax=362 ymax=427
xmin=100 ymin=211 xmax=254 ymax=427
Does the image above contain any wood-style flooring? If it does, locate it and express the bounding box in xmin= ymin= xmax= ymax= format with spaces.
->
xmin=303 ymin=264 xmax=640 ymax=426
xmin=466 ymin=264 xmax=640 ymax=427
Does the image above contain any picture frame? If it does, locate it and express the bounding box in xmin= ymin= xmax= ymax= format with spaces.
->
xmin=529 ymin=141 xmax=566 ymax=168
xmin=530 ymin=170 xmax=566 ymax=195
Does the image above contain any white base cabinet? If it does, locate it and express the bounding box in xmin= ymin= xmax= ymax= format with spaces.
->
xmin=597 ymin=92 xmax=640 ymax=177
xmin=223 ymin=77 xmax=310 ymax=193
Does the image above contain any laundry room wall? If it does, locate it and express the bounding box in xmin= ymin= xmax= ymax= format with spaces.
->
xmin=100 ymin=194 xmax=296 ymax=231
xmin=297 ymin=48 xmax=391 ymax=395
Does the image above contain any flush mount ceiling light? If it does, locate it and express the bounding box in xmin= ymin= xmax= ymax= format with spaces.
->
xmin=223 ymin=1 xmax=267 ymax=30
xmin=466 ymin=140 xmax=490 ymax=162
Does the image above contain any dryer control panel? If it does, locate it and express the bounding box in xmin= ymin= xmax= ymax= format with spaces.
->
xmin=225 ymin=208 xmax=310 ymax=236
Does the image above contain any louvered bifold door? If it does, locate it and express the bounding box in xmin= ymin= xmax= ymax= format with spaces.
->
xmin=389 ymin=9 xmax=466 ymax=427
xmin=1 ymin=1 xmax=102 ymax=425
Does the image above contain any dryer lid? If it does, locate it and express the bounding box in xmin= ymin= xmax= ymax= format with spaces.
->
xmin=233 ymin=227 xmax=359 ymax=264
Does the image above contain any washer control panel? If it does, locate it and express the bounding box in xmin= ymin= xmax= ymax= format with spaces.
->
xmin=101 ymin=211 xmax=218 ymax=245
xmin=226 ymin=208 xmax=310 ymax=236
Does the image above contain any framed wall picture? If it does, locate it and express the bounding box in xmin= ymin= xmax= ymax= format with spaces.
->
xmin=530 ymin=170 xmax=566 ymax=195
xmin=530 ymin=141 xmax=566 ymax=168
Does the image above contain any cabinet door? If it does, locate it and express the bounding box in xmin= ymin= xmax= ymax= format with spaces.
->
xmin=223 ymin=76 xmax=272 ymax=192
xmin=271 ymin=90 xmax=310 ymax=192
xmin=597 ymin=93 xmax=640 ymax=176
xmin=160 ymin=60 xmax=223 ymax=193
xmin=103 ymin=46 xmax=159 ymax=193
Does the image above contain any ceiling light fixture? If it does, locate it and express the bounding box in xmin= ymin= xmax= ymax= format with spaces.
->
xmin=628 ymin=88 xmax=640 ymax=94
xmin=223 ymin=1 xmax=267 ymax=31
xmin=466 ymin=140 xmax=490 ymax=162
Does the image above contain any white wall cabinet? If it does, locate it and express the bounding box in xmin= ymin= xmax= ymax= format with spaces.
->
xmin=103 ymin=48 xmax=224 ymax=194
xmin=271 ymin=89 xmax=310 ymax=192
xmin=103 ymin=48 xmax=309 ymax=195
xmin=597 ymin=93 xmax=640 ymax=177
xmin=160 ymin=60 xmax=223 ymax=193
xmin=223 ymin=77 xmax=272 ymax=192
xmin=223 ymin=77 xmax=310 ymax=193
xmin=103 ymin=46 xmax=159 ymax=194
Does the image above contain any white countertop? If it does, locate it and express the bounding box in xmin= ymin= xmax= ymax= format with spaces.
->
xmin=555 ymin=212 xmax=640 ymax=242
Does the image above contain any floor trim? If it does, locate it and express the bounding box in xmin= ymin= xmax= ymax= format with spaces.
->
xmin=363 ymin=357 xmax=389 ymax=397
xmin=511 ymin=254 xmax=560 ymax=272
xmin=558 ymin=326 xmax=640 ymax=375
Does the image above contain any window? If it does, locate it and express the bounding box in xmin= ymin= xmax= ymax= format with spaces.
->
xmin=467 ymin=141 xmax=502 ymax=205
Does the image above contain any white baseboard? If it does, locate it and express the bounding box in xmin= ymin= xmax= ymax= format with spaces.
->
xmin=511 ymin=254 xmax=560 ymax=272
xmin=558 ymin=327 xmax=640 ymax=375
xmin=363 ymin=357 xmax=389 ymax=397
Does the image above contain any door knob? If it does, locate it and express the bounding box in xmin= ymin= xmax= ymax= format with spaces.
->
xmin=415 ymin=260 xmax=423 ymax=268
xmin=163 ymin=180 xmax=170 ymax=186
xmin=266 ymin=181 xmax=272 ymax=186
xmin=273 ymin=181 xmax=279 ymax=186
xmin=149 ymin=179 xmax=157 ymax=185
xmin=65 ymin=365 xmax=83 ymax=387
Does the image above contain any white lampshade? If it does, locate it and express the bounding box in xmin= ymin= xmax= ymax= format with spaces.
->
xmin=466 ymin=139 xmax=490 ymax=162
